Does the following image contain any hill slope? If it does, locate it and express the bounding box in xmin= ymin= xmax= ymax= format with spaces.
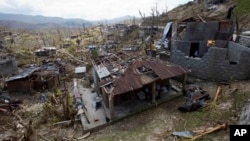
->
xmin=143 ymin=0 xmax=250 ymax=30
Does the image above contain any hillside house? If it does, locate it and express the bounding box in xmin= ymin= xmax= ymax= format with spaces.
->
xmin=92 ymin=52 xmax=190 ymax=119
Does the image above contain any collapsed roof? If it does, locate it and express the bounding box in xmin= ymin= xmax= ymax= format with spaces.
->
xmin=111 ymin=60 xmax=190 ymax=95
xmin=92 ymin=52 xmax=190 ymax=96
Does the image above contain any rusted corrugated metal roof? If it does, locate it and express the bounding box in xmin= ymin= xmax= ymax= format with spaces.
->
xmin=112 ymin=60 xmax=190 ymax=95
xmin=112 ymin=66 xmax=143 ymax=95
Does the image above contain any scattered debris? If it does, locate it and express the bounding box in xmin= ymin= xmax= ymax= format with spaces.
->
xmin=172 ymin=131 xmax=194 ymax=138
xmin=189 ymin=123 xmax=227 ymax=140
xmin=178 ymin=85 xmax=211 ymax=112
xmin=171 ymin=123 xmax=227 ymax=140
xmin=34 ymin=46 xmax=56 ymax=56
xmin=53 ymin=119 xmax=80 ymax=126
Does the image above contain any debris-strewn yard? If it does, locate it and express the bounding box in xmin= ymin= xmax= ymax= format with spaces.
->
xmin=2 ymin=79 xmax=250 ymax=140
xmin=86 ymin=81 xmax=250 ymax=141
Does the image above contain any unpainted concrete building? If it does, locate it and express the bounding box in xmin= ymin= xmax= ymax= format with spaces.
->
xmin=169 ymin=21 xmax=250 ymax=81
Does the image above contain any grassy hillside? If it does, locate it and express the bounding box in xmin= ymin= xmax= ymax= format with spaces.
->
xmin=142 ymin=0 xmax=250 ymax=29
xmin=234 ymin=0 xmax=250 ymax=17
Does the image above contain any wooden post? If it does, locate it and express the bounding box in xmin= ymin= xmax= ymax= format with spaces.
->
xmin=101 ymin=88 xmax=108 ymax=107
xmin=151 ymin=82 xmax=156 ymax=104
xmin=109 ymin=95 xmax=115 ymax=120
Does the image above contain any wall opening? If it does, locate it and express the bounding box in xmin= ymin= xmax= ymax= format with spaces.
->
xmin=190 ymin=43 xmax=199 ymax=57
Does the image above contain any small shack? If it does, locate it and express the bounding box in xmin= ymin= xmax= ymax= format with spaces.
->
xmin=34 ymin=47 xmax=56 ymax=56
xmin=5 ymin=65 xmax=59 ymax=93
xmin=5 ymin=66 xmax=39 ymax=93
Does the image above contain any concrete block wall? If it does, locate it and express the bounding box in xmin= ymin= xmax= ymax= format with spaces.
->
xmin=209 ymin=47 xmax=250 ymax=81
xmin=214 ymin=40 xmax=228 ymax=48
xmin=171 ymin=49 xmax=211 ymax=80
xmin=170 ymin=42 xmax=250 ymax=81
xmin=228 ymin=42 xmax=250 ymax=62
xmin=238 ymin=35 xmax=250 ymax=48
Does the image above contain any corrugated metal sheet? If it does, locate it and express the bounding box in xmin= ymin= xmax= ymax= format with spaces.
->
xmin=112 ymin=66 xmax=142 ymax=95
xmin=112 ymin=60 xmax=190 ymax=95
xmin=95 ymin=65 xmax=110 ymax=79
xmin=161 ymin=22 xmax=173 ymax=42
xmin=5 ymin=66 xmax=40 ymax=82
xmin=75 ymin=66 xmax=86 ymax=74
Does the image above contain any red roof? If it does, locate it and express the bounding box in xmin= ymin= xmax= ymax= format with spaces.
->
xmin=111 ymin=60 xmax=190 ymax=95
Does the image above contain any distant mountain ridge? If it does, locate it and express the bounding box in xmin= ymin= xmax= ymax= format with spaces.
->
xmin=0 ymin=12 xmax=92 ymax=30
xmin=0 ymin=13 xmax=137 ymax=30
xmin=93 ymin=15 xmax=137 ymax=24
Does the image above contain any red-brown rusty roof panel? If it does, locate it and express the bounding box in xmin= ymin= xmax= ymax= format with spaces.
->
xmin=111 ymin=60 xmax=190 ymax=95
xmin=112 ymin=67 xmax=143 ymax=95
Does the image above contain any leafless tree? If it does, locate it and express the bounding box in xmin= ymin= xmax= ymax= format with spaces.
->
xmin=139 ymin=10 xmax=146 ymax=23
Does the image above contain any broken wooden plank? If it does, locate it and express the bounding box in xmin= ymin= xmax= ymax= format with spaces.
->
xmin=189 ymin=123 xmax=226 ymax=140
xmin=206 ymin=86 xmax=221 ymax=110
xmin=53 ymin=119 xmax=80 ymax=125
xmin=197 ymin=14 xmax=206 ymax=23
xmin=76 ymin=132 xmax=90 ymax=140
xmin=171 ymin=85 xmax=181 ymax=92
xmin=213 ymin=86 xmax=221 ymax=103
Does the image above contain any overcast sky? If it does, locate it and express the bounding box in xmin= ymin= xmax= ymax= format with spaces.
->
xmin=0 ymin=0 xmax=191 ymax=21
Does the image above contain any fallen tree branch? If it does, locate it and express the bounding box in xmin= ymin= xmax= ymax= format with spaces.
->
xmin=38 ymin=134 xmax=50 ymax=141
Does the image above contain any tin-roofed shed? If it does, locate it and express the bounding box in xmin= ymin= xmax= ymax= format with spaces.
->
xmin=5 ymin=66 xmax=40 ymax=93
xmin=6 ymin=64 xmax=60 ymax=93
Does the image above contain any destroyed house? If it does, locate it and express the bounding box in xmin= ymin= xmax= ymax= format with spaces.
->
xmin=92 ymin=53 xmax=190 ymax=119
xmin=5 ymin=65 xmax=59 ymax=93
xmin=0 ymin=56 xmax=18 ymax=77
xmin=166 ymin=20 xmax=250 ymax=81
xmin=5 ymin=66 xmax=39 ymax=93
xmin=34 ymin=47 xmax=56 ymax=56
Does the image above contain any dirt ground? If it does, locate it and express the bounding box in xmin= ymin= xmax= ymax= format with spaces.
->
xmin=2 ymin=79 xmax=248 ymax=140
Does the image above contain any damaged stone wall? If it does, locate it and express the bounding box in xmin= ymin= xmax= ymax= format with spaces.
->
xmin=0 ymin=57 xmax=18 ymax=77
xmin=171 ymin=41 xmax=250 ymax=81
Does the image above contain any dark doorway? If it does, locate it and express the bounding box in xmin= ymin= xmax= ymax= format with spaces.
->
xmin=190 ymin=43 xmax=199 ymax=57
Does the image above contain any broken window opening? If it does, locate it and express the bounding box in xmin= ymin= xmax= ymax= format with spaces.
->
xmin=190 ymin=43 xmax=199 ymax=57
xmin=229 ymin=61 xmax=238 ymax=65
